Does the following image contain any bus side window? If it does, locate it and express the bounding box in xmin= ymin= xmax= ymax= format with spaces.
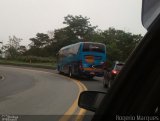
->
xmin=68 ymin=46 xmax=77 ymax=56
xmin=74 ymin=43 xmax=80 ymax=55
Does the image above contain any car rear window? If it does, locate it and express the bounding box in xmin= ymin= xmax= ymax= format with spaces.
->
xmin=115 ymin=64 xmax=124 ymax=70
xmin=83 ymin=43 xmax=105 ymax=53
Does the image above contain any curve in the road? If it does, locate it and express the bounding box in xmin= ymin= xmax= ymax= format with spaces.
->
xmin=0 ymin=65 xmax=87 ymax=121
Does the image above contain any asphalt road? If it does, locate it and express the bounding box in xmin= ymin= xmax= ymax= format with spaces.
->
xmin=0 ymin=65 xmax=107 ymax=121
xmin=77 ymin=77 xmax=108 ymax=121
xmin=0 ymin=65 xmax=84 ymax=121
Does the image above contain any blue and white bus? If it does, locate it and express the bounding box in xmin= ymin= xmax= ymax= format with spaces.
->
xmin=57 ymin=42 xmax=107 ymax=78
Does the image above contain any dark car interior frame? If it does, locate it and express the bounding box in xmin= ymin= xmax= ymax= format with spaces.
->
xmin=91 ymin=13 xmax=160 ymax=121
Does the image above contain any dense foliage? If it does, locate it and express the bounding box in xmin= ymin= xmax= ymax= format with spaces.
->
xmin=3 ymin=15 xmax=143 ymax=63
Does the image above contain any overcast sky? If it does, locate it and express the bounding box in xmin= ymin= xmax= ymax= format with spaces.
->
xmin=0 ymin=0 xmax=146 ymax=45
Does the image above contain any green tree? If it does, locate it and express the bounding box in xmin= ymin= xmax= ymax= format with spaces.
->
xmin=4 ymin=36 xmax=22 ymax=58
xmin=63 ymin=15 xmax=97 ymax=41
xmin=25 ymin=16 xmax=142 ymax=62
xmin=51 ymin=15 xmax=97 ymax=55
xmin=53 ymin=27 xmax=78 ymax=53
xmin=26 ymin=33 xmax=54 ymax=57
xmin=29 ymin=33 xmax=51 ymax=48
xmin=100 ymin=28 xmax=143 ymax=63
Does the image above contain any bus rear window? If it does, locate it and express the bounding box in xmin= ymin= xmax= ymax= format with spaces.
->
xmin=83 ymin=43 xmax=105 ymax=53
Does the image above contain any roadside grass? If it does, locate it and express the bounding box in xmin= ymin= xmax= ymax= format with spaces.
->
xmin=0 ymin=59 xmax=56 ymax=69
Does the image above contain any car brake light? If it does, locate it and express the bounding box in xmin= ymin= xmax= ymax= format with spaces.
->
xmin=112 ymin=70 xmax=118 ymax=74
